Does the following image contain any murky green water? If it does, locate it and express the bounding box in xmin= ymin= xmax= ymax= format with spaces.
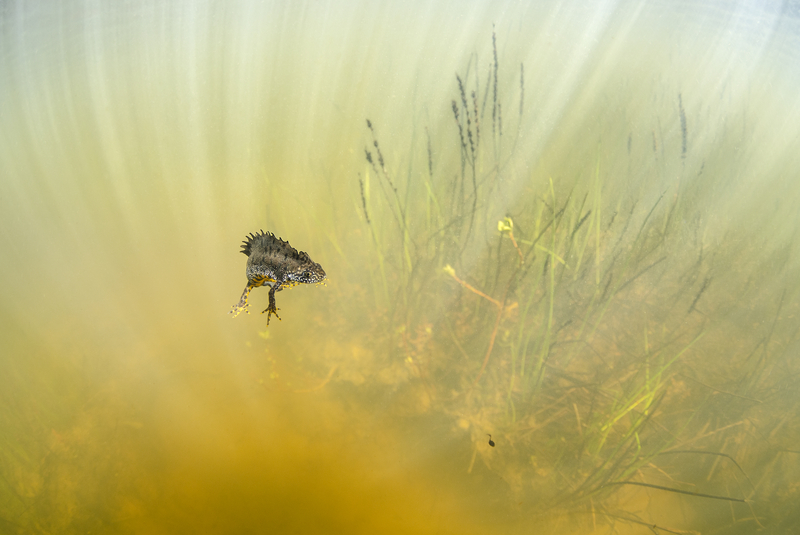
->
xmin=2 ymin=1 xmax=800 ymax=533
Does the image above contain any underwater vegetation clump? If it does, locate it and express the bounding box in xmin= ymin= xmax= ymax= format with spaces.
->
xmin=316 ymin=30 xmax=800 ymax=532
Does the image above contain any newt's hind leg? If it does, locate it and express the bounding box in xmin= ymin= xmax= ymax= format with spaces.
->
xmin=230 ymin=284 xmax=254 ymax=317
xmin=262 ymin=283 xmax=282 ymax=325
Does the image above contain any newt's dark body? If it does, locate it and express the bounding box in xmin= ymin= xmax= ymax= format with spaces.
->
xmin=230 ymin=230 xmax=326 ymax=325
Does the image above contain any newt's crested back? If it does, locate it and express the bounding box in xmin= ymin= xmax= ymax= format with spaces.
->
xmin=239 ymin=230 xmax=290 ymax=257
xmin=230 ymin=230 xmax=326 ymax=325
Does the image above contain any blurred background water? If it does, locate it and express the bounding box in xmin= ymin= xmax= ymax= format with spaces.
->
xmin=2 ymin=1 xmax=800 ymax=533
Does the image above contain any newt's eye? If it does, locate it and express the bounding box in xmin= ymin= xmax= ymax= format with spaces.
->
xmin=303 ymin=271 xmax=310 ymax=278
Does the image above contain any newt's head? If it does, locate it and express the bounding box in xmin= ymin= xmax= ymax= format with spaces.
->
xmin=287 ymin=258 xmax=326 ymax=285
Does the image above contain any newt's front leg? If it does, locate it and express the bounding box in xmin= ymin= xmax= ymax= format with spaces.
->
xmin=230 ymin=284 xmax=254 ymax=317
xmin=262 ymin=282 xmax=283 ymax=325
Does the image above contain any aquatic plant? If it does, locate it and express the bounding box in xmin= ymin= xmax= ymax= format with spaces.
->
xmin=343 ymin=29 xmax=800 ymax=533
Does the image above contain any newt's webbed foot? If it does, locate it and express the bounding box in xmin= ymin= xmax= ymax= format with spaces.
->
xmin=230 ymin=285 xmax=254 ymax=318
xmin=261 ymin=304 xmax=281 ymax=325
xmin=261 ymin=283 xmax=282 ymax=325
xmin=230 ymin=303 xmax=249 ymax=317
xmin=230 ymin=300 xmax=250 ymax=318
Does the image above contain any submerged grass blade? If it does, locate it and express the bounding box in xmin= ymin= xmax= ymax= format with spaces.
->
xmin=602 ymin=481 xmax=746 ymax=503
